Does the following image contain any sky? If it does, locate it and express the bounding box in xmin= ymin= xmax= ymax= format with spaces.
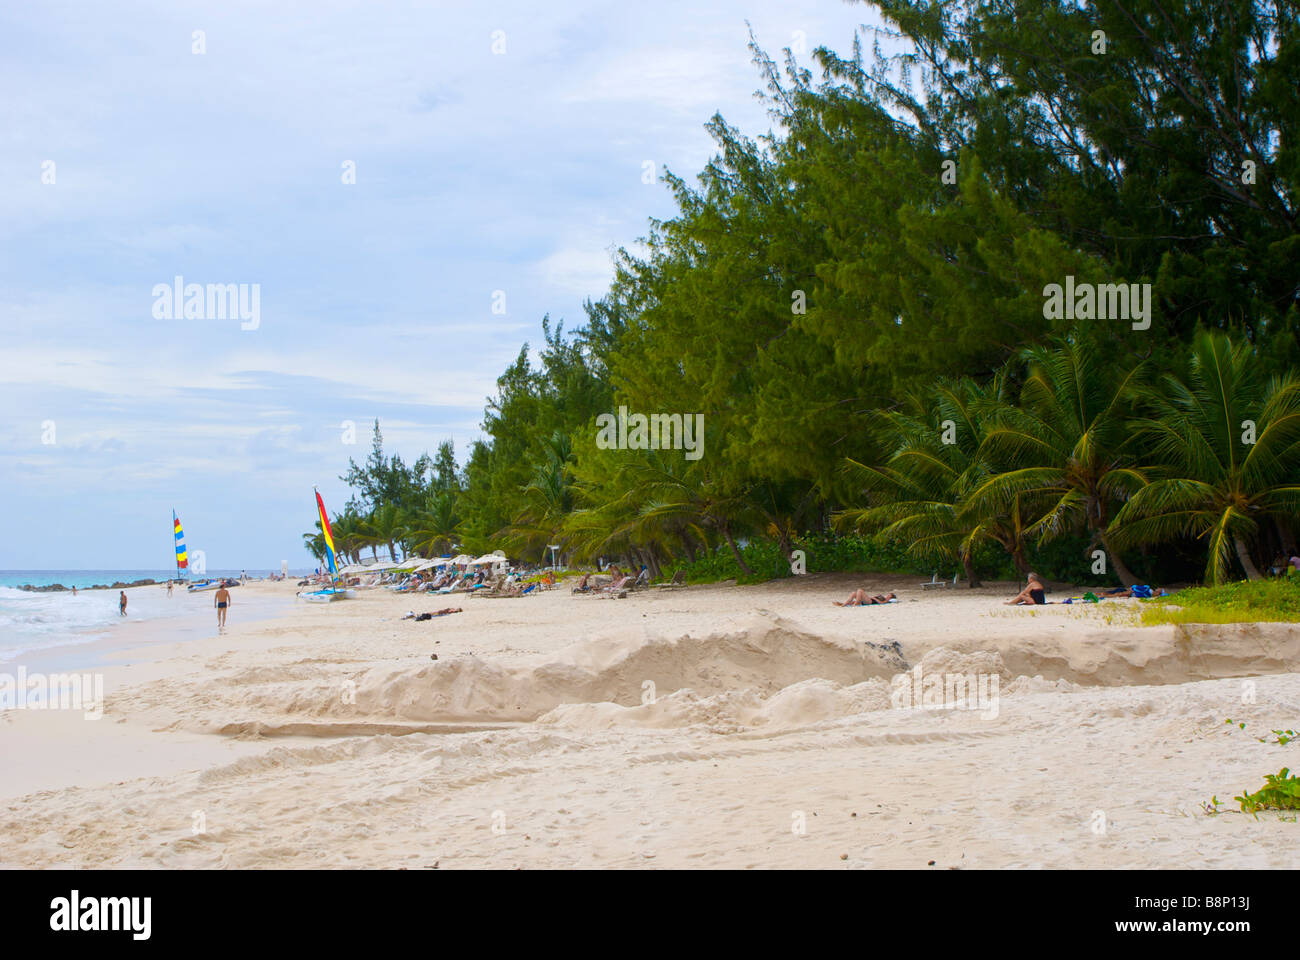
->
xmin=1 ymin=0 xmax=881 ymax=570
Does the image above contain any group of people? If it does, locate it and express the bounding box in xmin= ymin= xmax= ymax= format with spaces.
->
xmin=825 ymin=571 xmax=1181 ymax=608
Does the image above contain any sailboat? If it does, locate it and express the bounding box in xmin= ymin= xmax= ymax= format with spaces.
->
xmin=299 ymin=488 xmax=355 ymax=602
xmin=174 ymin=511 xmax=218 ymax=592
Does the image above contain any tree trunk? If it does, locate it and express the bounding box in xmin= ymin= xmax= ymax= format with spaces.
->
xmin=1277 ymin=518 xmax=1297 ymax=556
xmin=1006 ymin=541 xmax=1031 ymax=576
xmin=1097 ymin=530 xmax=1139 ymax=587
xmin=1233 ymin=536 xmax=1263 ymax=580
xmin=721 ymin=527 xmax=754 ymax=577
xmin=776 ymin=524 xmax=794 ymax=564
xmin=962 ymin=552 xmax=982 ymax=588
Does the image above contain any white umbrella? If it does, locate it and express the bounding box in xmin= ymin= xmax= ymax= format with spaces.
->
xmin=470 ymin=553 xmax=508 ymax=566
xmin=363 ymin=559 xmax=400 ymax=572
xmin=449 ymin=554 xmax=473 ymax=566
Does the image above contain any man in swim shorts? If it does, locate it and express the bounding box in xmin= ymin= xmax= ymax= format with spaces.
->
xmin=214 ymin=584 xmax=232 ymax=630
xmin=119 ymin=590 xmax=127 ymax=616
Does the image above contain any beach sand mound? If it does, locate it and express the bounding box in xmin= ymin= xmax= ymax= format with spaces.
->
xmin=334 ymin=611 xmax=901 ymax=724
xmin=179 ymin=613 xmax=1297 ymax=735
xmin=536 ymin=677 xmax=898 ymax=733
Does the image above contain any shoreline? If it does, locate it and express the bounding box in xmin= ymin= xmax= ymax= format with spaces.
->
xmin=1 ymin=573 xmax=1296 ymax=868
xmin=3 ymin=581 xmax=297 ymax=675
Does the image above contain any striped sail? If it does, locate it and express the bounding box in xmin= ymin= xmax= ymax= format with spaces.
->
xmin=173 ymin=511 xmax=188 ymax=570
xmin=315 ymin=489 xmax=337 ymax=576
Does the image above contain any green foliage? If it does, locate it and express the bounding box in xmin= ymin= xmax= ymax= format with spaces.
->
xmin=660 ymin=533 xmax=934 ymax=586
xmin=1141 ymin=576 xmax=1300 ymax=625
xmin=307 ymin=7 xmax=1299 ymax=596
xmin=1236 ymin=768 xmax=1300 ymax=817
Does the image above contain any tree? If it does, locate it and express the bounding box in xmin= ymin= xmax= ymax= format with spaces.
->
xmin=965 ymin=337 xmax=1149 ymax=586
xmin=1111 ymin=331 xmax=1300 ymax=583
xmin=838 ymin=375 xmax=1034 ymax=584
xmin=361 ymin=503 xmax=408 ymax=563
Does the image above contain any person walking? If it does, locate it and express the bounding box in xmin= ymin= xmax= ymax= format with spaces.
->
xmin=214 ymin=583 xmax=232 ymax=632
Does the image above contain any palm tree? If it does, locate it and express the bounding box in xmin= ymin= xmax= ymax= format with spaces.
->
xmin=404 ymin=490 xmax=460 ymax=558
xmin=302 ymin=530 xmax=326 ymax=566
xmin=1110 ymin=331 xmax=1300 ymax=583
xmin=964 ymin=338 xmax=1149 ymax=586
xmin=329 ymin=507 xmax=366 ymax=565
xmin=563 ymin=441 xmax=748 ymax=578
xmin=502 ymin=430 xmax=575 ymax=560
xmin=361 ymin=503 xmax=408 ymax=562
xmin=839 ymin=375 xmax=1034 ymax=585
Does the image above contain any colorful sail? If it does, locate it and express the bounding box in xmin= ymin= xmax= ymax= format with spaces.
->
xmin=314 ymin=489 xmax=337 ymax=576
xmin=173 ymin=510 xmax=188 ymax=571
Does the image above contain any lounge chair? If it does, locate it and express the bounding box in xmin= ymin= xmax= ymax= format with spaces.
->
xmin=654 ymin=570 xmax=687 ymax=589
xmin=595 ymin=575 xmax=632 ymax=596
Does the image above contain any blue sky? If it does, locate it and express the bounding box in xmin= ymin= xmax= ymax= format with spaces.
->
xmin=1 ymin=0 xmax=879 ymax=570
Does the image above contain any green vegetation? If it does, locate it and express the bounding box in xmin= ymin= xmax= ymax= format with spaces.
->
xmin=1236 ymin=768 xmax=1300 ymax=817
xmin=1141 ymin=574 xmax=1300 ymax=625
xmin=305 ymin=2 xmax=1299 ymax=596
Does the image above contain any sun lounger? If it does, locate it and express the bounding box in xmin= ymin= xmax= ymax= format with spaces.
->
xmin=654 ymin=570 xmax=687 ymax=589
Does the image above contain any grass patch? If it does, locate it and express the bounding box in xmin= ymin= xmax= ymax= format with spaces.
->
xmin=1139 ymin=573 xmax=1300 ymax=625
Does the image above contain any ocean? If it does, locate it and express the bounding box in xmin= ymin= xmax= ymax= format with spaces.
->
xmin=0 ymin=570 xmax=308 ymax=663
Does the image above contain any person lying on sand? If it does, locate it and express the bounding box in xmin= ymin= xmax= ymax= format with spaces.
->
xmin=406 ymin=607 xmax=463 ymax=621
xmin=834 ymin=589 xmax=896 ymax=607
xmin=1100 ymin=584 xmax=1167 ymax=599
xmin=1005 ymin=573 xmax=1046 ymax=605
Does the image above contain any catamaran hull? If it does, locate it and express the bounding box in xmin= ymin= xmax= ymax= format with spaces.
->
xmin=299 ymin=589 xmax=356 ymax=603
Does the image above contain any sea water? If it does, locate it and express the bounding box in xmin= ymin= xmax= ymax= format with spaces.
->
xmin=0 ymin=570 xmax=306 ymax=662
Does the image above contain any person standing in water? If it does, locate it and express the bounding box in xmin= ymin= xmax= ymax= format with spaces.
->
xmin=119 ymin=591 xmax=127 ymax=616
xmin=214 ymin=583 xmax=232 ymax=631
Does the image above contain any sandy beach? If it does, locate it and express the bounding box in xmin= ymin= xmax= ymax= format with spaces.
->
xmin=1 ymin=574 xmax=1296 ymax=869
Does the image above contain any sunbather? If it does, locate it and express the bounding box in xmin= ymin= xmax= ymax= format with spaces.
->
xmin=598 ymin=574 xmax=631 ymax=593
xmin=1005 ymin=573 xmax=1047 ymax=605
xmin=834 ymin=589 xmax=897 ymax=607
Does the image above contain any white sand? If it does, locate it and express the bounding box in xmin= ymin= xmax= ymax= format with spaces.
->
xmin=1 ymin=573 xmax=1296 ymax=868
